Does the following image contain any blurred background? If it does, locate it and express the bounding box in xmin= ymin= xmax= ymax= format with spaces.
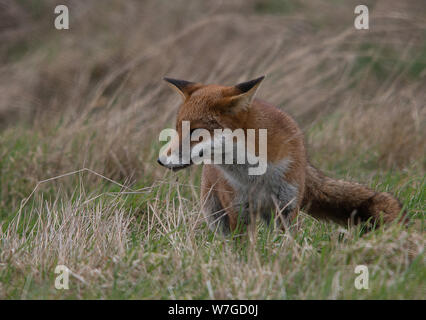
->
xmin=0 ymin=0 xmax=425 ymax=300
xmin=0 ymin=0 xmax=425 ymax=205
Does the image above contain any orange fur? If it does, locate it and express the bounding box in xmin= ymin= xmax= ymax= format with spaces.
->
xmin=158 ymin=77 xmax=405 ymax=234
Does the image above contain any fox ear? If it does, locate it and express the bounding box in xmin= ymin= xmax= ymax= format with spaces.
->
xmin=228 ymin=76 xmax=265 ymax=112
xmin=163 ymin=77 xmax=200 ymax=99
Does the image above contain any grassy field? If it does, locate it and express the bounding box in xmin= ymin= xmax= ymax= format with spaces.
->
xmin=0 ymin=0 xmax=425 ymax=299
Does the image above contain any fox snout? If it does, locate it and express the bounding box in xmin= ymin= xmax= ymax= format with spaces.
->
xmin=157 ymin=154 xmax=191 ymax=171
xmin=157 ymin=129 xmax=192 ymax=171
xmin=157 ymin=139 xmax=193 ymax=171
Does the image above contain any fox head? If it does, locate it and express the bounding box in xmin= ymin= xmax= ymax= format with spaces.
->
xmin=157 ymin=76 xmax=265 ymax=171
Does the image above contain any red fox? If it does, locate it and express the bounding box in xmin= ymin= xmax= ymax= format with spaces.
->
xmin=158 ymin=76 xmax=404 ymax=234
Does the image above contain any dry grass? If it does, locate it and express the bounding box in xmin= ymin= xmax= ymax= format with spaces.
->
xmin=0 ymin=0 xmax=424 ymax=299
xmin=1 ymin=175 xmax=424 ymax=299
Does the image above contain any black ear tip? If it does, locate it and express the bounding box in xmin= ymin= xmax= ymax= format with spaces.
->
xmin=163 ymin=77 xmax=175 ymax=83
xmin=163 ymin=77 xmax=194 ymax=90
xmin=235 ymin=75 xmax=266 ymax=93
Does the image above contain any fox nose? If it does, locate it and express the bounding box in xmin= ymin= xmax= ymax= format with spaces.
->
xmin=157 ymin=158 xmax=165 ymax=167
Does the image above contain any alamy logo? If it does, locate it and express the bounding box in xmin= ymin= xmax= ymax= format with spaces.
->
xmin=354 ymin=5 xmax=369 ymax=30
xmin=158 ymin=121 xmax=268 ymax=175
xmin=354 ymin=265 xmax=369 ymax=290
xmin=54 ymin=5 xmax=69 ymax=30
xmin=54 ymin=265 xmax=69 ymax=290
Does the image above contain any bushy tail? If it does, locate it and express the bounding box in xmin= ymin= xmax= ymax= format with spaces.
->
xmin=302 ymin=165 xmax=405 ymax=226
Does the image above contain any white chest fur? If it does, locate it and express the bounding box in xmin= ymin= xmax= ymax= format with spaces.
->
xmin=215 ymin=158 xmax=299 ymax=218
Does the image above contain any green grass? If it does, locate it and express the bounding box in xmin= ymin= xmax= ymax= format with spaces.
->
xmin=254 ymin=0 xmax=302 ymax=15
xmin=350 ymin=42 xmax=426 ymax=82
xmin=0 ymin=0 xmax=424 ymax=300
xmin=0 ymin=126 xmax=424 ymax=299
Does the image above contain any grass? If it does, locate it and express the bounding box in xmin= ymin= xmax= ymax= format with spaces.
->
xmin=254 ymin=0 xmax=303 ymax=15
xmin=0 ymin=127 xmax=424 ymax=299
xmin=0 ymin=0 xmax=425 ymax=299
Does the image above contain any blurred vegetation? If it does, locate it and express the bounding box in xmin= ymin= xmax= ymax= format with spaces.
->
xmin=254 ymin=0 xmax=303 ymax=15
xmin=0 ymin=0 xmax=424 ymax=299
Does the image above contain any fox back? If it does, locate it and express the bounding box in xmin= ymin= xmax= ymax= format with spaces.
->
xmin=158 ymin=76 xmax=405 ymax=234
